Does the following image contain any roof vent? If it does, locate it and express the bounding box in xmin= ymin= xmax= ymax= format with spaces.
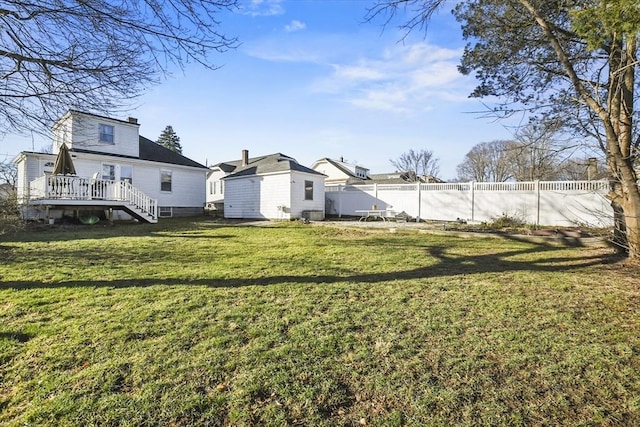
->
xmin=128 ymin=117 xmax=138 ymax=124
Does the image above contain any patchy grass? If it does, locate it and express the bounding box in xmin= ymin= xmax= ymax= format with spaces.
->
xmin=1 ymin=218 xmax=639 ymax=426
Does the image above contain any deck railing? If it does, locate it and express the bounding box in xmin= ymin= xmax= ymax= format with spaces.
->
xmin=29 ymin=175 xmax=157 ymax=219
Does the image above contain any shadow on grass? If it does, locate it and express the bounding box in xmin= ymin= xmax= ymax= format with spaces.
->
xmin=1 ymin=240 xmax=622 ymax=290
xmin=0 ymin=332 xmax=33 ymax=342
xmin=0 ymin=217 xmax=220 ymax=242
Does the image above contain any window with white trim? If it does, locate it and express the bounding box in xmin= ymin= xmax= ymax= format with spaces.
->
xmin=99 ymin=124 xmax=114 ymax=144
xmin=43 ymin=161 xmax=55 ymax=173
xmin=304 ymin=180 xmax=314 ymax=200
xmin=158 ymin=207 xmax=173 ymax=217
xmin=160 ymin=169 xmax=172 ymax=192
xmin=102 ymin=163 xmax=116 ymax=181
xmin=120 ymin=165 xmax=132 ymax=184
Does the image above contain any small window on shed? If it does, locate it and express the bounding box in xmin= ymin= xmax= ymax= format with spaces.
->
xmin=304 ymin=180 xmax=313 ymax=200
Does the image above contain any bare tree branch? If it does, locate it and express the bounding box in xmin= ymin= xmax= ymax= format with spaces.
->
xmin=390 ymin=149 xmax=440 ymax=181
xmin=0 ymin=0 xmax=239 ymax=136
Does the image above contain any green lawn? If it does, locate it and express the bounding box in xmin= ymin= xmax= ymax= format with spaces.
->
xmin=1 ymin=218 xmax=639 ymax=426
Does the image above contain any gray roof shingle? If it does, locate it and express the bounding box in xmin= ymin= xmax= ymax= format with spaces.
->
xmin=71 ymin=136 xmax=207 ymax=169
xmin=218 ymin=153 xmax=325 ymax=179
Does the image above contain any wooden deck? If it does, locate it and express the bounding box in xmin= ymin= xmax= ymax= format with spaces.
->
xmin=27 ymin=175 xmax=158 ymax=223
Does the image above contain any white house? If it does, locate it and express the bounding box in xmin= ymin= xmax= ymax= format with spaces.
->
xmin=14 ymin=110 xmax=208 ymax=223
xmin=311 ymin=157 xmax=370 ymax=185
xmin=210 ymin=150 xmax=326 ymax=220
xmin=205 ymin=159 xmax=238 ymax=212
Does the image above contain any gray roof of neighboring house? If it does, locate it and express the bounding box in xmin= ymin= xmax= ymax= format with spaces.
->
xmin=368 ymin=173 xmax=444 ymax=184
xmin=219 ymin=153 xmax=325 ymax=179
xmin=71 ymin=136 xmax=207 ymax=169
xmin=368 ymin=172 xmax=412 ymax=184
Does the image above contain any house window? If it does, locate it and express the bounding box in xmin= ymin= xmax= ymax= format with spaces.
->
xmin=210 ymin=181 xmax=223 ymax=195
xmin=99 ymin=124 xmax=114 ymax=144
xmin=43 ymin=161 xmax=55 ymax=173
xmin=102 ymin=163 xmax=116 ymax=181
xmin=159 ymin=207 xmax=173 ymax=217
xmin=304 ymin=180 xmax=314 ymax=200
xmin=160 ymin=169 xmax=172 ymax=192
xmin=120 ymin=165 xmax=133 ymax=184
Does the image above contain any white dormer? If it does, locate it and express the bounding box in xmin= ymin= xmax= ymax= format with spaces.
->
xmin=52 ymin=110 xmax=141 ymax=157
xmin=354 ymin=165 xmax=369 ymax=179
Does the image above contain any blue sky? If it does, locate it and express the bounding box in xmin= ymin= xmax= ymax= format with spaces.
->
xmin=3 ymin=0 xmax=522 ymax=180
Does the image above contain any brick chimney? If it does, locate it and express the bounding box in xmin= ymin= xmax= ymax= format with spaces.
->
xmin=242 ymin=149 xmax=249 ymax=166
xmin=127 ymin=117 xmax=138 ymax=124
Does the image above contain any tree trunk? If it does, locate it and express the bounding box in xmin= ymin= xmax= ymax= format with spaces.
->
xmin=609 ymin=174 xmax=640 ymax=258
xmin=620 ymin=188 xmax=640 ymax=258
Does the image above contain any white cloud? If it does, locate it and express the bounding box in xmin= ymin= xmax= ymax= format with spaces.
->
xmin=333 ymin=63 xmax=387 ymax=81
xmin=245 ymin=33 xmax=352 ymax=64
xmin=245 ymin=45 xmax=325 ymax=63
xmin=241 ymin=0 xmax=285 ymax=17
xmin=284 ymin=20 xmax=306 ymax=33
xmin=312 ymin=42 xmax=473 ymax=113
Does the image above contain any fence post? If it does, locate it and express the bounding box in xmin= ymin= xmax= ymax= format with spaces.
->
xmin=374 ymin=183 xmax=378 ymax=205
xmin=535 ymin=180 xmax=540 ymax=226
xmin=417 ymin=182 xmax=421 ymax=222
xmin=338 ymin=184 xmax=342 ymax=218
xmin=470 ymin=181 xmax=475 ymax=222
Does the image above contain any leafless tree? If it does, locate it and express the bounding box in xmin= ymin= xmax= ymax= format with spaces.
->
xmin=0 ymin=160 xmax=17 ymax=187
xmin=559 ymin=156 xmax=608 ymax=181
xmin=0 ymin=0 xmax=239 ymax=136
xmin=390 ymin=149 xmax=440 ymax=182
xmin=456 ymin=140 xmax=515 ymax=182
xmin=510 ymin=121 xmax=577 ymax=181
xmin=0 ymin=160 xmax=20 ymax=234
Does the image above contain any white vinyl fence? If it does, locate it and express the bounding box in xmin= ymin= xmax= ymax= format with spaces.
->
xmin=325 ymin=180 xmax=613 ymax=227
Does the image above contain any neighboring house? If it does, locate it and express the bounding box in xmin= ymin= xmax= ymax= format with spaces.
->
xmin=311 ymin=157 xmax=370 ymax=185
xmin=14 ymin=110 xmax=208 ymax=223
xmin=205 ymin=159 xmax=238 ymax=212
xmin=211 ymin=149 xmax=325 ymax=220
xmin=368 ymin=172 xmax=444 ymax=184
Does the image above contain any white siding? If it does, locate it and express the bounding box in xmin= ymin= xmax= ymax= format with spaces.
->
xmin=312 ymin=160 xmax=351 ymax=184
xmin=54 ymin=112 xmax=140 ymax=158
xmin=134 ymin=163 xmax=206 ymax=207
xmin=15 ymin=153 xmax=56 ymax=201
xmin=290 ymin=171 xmax=325 ymax=218
xmin=206 ymin=168 xmax=228 ymax=204
xmin=77 ymin=156 xmax=205 ymax=207
xmin=224 ymin=171 xmax=326 ymax=220
xmin=224 ymin=173 xmax=292 ymax=219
